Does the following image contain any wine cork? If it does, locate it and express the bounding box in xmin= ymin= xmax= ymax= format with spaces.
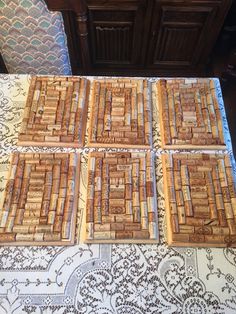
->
xmin=171 ymin=214 xmax=179 ymax=233
xmin=16 ymin=233 xmax=34 ymax=241
xmin=34 ymin=233 xmax=44 ymax=242
xmin=93 ymin=231 xmax=115 ymax=240
xmin=180 ymin=165 xmax=189 ymax=186
xmin=86 ymin=222 xmax=94 ymax=239
xmin=36 ymin=225 xmax=53 ymax=233
xmin=86 ymin=199 xmax=94 ymax=223
xmin=44 ymin=232 xmax=61 ymax=241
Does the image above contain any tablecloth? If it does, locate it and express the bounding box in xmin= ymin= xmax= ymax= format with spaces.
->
xmin=0 ymin=74 xmax=235 ymax=314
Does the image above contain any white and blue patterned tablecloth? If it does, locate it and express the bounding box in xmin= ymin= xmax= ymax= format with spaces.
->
xmin=0 ymin=74 xmax=235 ymax=314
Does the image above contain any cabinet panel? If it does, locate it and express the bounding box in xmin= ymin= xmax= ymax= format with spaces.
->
xmin=148 ymin=1 xmax=219 ymax=68
xmin=155 ymin=26 xmax=200 ymax=64
xmin=87 ymin=1 xmax=146 ymax=67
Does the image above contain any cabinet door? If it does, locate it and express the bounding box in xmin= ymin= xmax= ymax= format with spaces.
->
xmin=87 ymin=0 xmax=146 ymax=68
xmin=147 ymin=0 xmax=226 ymax=69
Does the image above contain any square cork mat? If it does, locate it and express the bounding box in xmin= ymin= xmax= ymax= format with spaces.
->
xmin=157 ymin=79 xmax=226 ymax=149
xmin=88 ymin=79 xmax=152 ymax=148
xmin=85 ymin=152 xmax=158 ymax=243
xmin=0 ymin=153 xmax=80 ymax=245
xmin=162 ymin=153 xmax=236 ymax=247
xmin=18 ymin=76 xmax=90 ymax=147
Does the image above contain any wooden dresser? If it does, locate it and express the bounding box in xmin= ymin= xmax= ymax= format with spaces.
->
xmin=45 ymin=0 xmax=232 ymax=76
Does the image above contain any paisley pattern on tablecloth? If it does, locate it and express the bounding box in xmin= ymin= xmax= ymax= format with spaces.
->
xmin=0 ymin=74 xmax=235 ymax=314
xmin=0 ymin=1 xmax=71 ymax=75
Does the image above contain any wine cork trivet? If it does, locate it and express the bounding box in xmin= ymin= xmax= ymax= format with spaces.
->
xmin=88 ymin=79 xmax=152 ymax=148
xmin=162 ymin=153 xmax=236 ymax=247
xmin=18 ymin=76 xmax=90 ymax=147
xmin=156 ymin=79 xmax=226 ymax=149
xmin=0 ymin=152 xmax=80 ymax=246
xmin=85 ymin=152 xmax=158 ymax=243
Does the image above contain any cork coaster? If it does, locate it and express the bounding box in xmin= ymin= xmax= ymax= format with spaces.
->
xmin=157 ymin=79 xmax=226 ymax=149
xmin=162 ymin=153 xmax=236 ymax=247
xmin=85 ymin=152 xmax=158 ymax=243
xmin=88 ymin=79 xmax=152 ymax=148
xmin=18 ymin=76 xmax=90 ymax=147
xmin=0 ymin=153 xmax=80 ymax=245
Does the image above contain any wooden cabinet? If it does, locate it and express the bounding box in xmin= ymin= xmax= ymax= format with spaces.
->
xmin=147 ymin=1 xmax=232 ymax=74
xmin=87 ymin=0 xmax=146 ymax=68
xmin=45 ymin=0 xmax=232 ymax=76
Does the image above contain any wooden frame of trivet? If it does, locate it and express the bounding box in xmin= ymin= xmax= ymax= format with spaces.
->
xmin=17 ymin=77 xmax=90 ymax=148
xmin=157 ymin=79 xmax=227 ymax=150
xmin=162 ymin=154 xmax=178 ymax=246
xmin=84 ymin=151 xmax=159 ymax=243
xmin=0 ymin=153 xmax=81 ymax=246
xmin=162 ymin=154 xmax=236 ymax=247
xmin=87 ymin=79 xmax=153 ymax=149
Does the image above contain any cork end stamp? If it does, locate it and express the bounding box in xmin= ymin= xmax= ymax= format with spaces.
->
xmin=88 ymin=79 xmax=152 ymax=148
xmin=162 ymin=153 xmax=236 ymax=247
xmin=85 ymin=152 xmax=159 ymax=243
xmin=0 ymin=152 xmax=80 ymax=246
xmin=17 ymin=76 xmax=89 ymax=148
xmin=157 ymin=78 xmax=226 ymax=150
